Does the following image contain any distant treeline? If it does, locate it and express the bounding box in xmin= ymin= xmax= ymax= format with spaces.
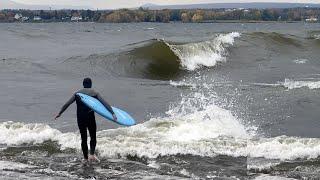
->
xmin=0 ymin=7 xmax=319 ymax=23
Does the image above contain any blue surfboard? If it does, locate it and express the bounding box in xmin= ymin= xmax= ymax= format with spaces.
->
xmin=76 ymin=93 xmax=136 ymax=126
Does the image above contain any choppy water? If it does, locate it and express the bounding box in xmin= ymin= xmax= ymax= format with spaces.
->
xmin=1 ymin=22 xmax=320 ymax=179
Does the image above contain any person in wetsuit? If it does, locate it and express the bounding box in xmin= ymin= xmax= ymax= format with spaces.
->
xmin=54 ymin=78 xmax=117 ymax=163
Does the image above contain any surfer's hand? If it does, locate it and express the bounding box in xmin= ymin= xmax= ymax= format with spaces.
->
xmin=54 ymin=113 xmax=61 ymax=120
xmin=112 ymin=114 xmax=117 ymax=121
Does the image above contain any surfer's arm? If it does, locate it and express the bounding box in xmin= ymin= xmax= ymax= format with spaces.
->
xmin=96 ymin=93 xmax=116 ymax=116
xmin=56 ymin=94 xmax=75 ymax=118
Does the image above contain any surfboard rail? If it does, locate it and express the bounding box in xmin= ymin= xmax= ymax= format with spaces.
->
xmin=76 ymin=93 xmax=136 ymax=126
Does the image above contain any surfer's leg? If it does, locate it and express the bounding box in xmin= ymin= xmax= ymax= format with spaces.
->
xmin=78 ymin=123 xmax=89 ymax=160
xmin=88 ymin=119 xmax=97 ymax=155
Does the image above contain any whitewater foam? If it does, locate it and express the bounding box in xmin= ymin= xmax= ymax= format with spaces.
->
xmin=0 ymin=75 xmax=250 ymax=159
xmin=2 ymin=77 xmax=320 ymax=161
xmin=248 ymin=136 xmax=320 ymax=161
xmin=293 ymin=59 xmax=308 ymax=64
xmin=254 ymin=175 xmax=296 ymax=180
xmin=169 ymin=80 xmax=196 ymax=88
xmin=282 ymin=79 xmax=320 ymax=89
xmin=168 ymin=32 xmax=240 ymax=71
xmin=247 ymin=161 xmax=281 ymax=171
xmin=2 ymin=121 xmax=320 ymax=161
xmin=0 ymin=121 xmax=78 ymax=149
xmin=95 ymin=100 xmax=249 ymax=158
xmin=0 ymin=95 xmax=249 ymax=159
xmin=313 ymin=34 xmax=320 ymax=40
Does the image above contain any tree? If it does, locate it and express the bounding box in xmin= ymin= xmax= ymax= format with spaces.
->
xmin=54 ymin=10 xmax=58 ymax=20
xmin=181 ymin=12 xmax=191 ymax=22
xmin=93 ymin=12 xmax=101 ymax=22
xmin=170 ymin=9 xmax=181 ymax=21
xmin=87 ymin=9 xmax=94 ymax=20
xmin=157 ymin=10 xmax=170 ymax=22
xmin=253 ymin=10 xmax=262 ymax=20
xmin=192 ymin=13 xmax=203 ymax=22
xmin=262 ymin=9 xmax=273 ymax=21
xmin=0 ymin=13 xmax=6 ymax=21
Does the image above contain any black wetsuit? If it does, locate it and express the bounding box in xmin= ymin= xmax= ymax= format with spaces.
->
xmin=58 ymin=88 xmax=115 ymax=159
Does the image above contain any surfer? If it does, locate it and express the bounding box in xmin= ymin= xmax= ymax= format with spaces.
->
xmin=54 ymin=78 xmax=117 ymax=164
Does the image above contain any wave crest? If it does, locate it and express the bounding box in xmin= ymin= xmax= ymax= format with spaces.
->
xmin=250 ymin=32 xmax=301 ymax=47
xmin=168 ymin=32 xmax=240 ymax=71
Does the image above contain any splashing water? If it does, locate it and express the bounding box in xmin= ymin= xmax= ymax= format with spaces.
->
xmin=168 ymin=32 xmax=240 ymax=71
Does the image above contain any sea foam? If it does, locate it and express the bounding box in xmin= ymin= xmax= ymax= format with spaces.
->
xmin=168 ymin=32 xmax=240 ymax=71
xmin=282 ymin=78 xmax=320 ymax=89
xmin=2 ymin=121 xmax=320 ymax=161
xmin=293 ymin=59 xmax=308 ymax=64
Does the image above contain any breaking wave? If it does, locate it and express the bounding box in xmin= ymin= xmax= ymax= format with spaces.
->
xmin=2 ymin=87 xmax=320 ymax=162
xmin=168 ymin=32 xmax=240 ymax=71
xmin=282 ymin=79 xmax=320 ymax=90
xmin=3 ymin=122 xmax=320 ymax=161
xmin=127 ymin=32 xmax=240 ymax=77
xmin=61 ymin=31 xmax=313 ymax=81
xmin=61 ymin=32 xmax=240 ymax=80
xmin=248 ymin=136 xmax=320 ymax=161
xmin=308 ymin=30 xmax=320 ymax=40
xmin=2 ymin=80 xmax=320 ymax=161
xmin=0 ymin=91 xmax=249 ymax=159
xmin=0 ymin=121 xmax=78 ymax=149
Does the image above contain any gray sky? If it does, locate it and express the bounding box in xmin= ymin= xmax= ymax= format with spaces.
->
xmin=12 ymin=0 xmax=320 ymax=9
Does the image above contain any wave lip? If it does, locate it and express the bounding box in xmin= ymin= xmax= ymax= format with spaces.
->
xmin=168 ymin=32 xmax=240 ymax=71
xmin=282 ymin=79 xmax=320 ymax=90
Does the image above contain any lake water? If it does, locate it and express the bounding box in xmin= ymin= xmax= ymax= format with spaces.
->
xmin=0 ymin=22 xmax=320 ymax=179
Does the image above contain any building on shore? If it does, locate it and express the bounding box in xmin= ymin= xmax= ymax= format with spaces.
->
xmin=14 ymin=13 xmax=29 ymax=22
xmin=21 ymin=16 xmax=29 ymax=21
xmin=71 ymin=16 xmax=82 ymax=22
xmin=33 ymin=16 xmax=42 ymax=21
xmin=305 ymin=17 xmax=318 ymax=22
xmin=14 ymin=13 xmax=22 ymax=20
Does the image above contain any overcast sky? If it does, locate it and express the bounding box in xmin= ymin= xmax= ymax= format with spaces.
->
xmin=12 ymin=0 xmax=320 ymax=9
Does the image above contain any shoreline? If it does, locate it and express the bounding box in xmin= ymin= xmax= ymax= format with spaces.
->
xmin=0 ymin=20 xmax=309 ymax=24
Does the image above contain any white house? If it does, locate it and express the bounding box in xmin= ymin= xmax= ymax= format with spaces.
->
xmin=22 ymin=16 xmax=29 ymax=21
xmin=14 ymin=13 xmax=22 ymax=20
xmin=306 ymin=17 xmax=318 ymax=22
xmin=71 ymin=16 xmax=82 ymax=22
xmin=33 ymin=16 xmax=42 ymax=21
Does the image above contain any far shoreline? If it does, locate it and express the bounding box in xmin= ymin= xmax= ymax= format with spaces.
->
xmin=1 ymin=7 xmax=319 ymax=24
xmin=0 ymin=20 xmax=309 ymax=24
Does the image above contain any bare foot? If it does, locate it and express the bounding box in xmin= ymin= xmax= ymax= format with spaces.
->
xmin=88 ymin=155 xmax=100 ymax=163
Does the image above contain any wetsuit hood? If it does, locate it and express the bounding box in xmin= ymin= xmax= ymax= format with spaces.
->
xmin=83 ymin=78 xmax=92 ymax=88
